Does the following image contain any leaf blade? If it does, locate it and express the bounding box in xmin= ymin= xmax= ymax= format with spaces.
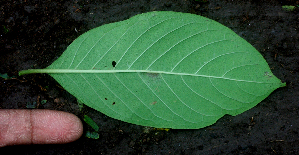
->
xmin=20 ymin=11 xmax=285 ymax=129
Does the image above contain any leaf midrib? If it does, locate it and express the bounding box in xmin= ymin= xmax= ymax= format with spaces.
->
xmin=19 ymin=69 xmax=271 ymax=84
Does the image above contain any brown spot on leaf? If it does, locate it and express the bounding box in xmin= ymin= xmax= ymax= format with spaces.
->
xmin=150 ymin=101 xmax=157 ymax=105
xmin=147 ymin=73 xmax=159 ymax=78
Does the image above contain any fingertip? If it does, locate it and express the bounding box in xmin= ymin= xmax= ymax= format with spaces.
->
xmin=31 ymin=110 xmax=83 ymax=144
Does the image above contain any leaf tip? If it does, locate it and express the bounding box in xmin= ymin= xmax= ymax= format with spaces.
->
xmin=281 ymin=82 xmax=287 ymax=87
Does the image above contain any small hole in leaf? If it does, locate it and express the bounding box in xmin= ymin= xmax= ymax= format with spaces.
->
xmin=105 ymin=98 xmax=108 ymax=100
xmin=112 ymin=61 xmax=116 ymax=67
xmin=112 ymin=102 xmax=115 ymax=105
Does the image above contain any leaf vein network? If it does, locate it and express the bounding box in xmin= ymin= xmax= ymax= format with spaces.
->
xmin=117 ymin=17 xmax=175 ymax=68
xmin=161 ymin=74 xmax=206 ymax=119
xmin=113 ymin=73 xmax=169 ymax=121
xmin=94 ymin=74 xmax=150 ymax=120
xmin=138 ymin=72 xmax=197 ymax=124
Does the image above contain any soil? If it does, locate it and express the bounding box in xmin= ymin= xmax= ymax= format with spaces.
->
xmin=1 ymin=0 xmax=299 ymax=154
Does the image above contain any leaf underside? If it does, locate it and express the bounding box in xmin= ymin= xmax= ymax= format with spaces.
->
xmin=21 ymin=11 xmax=285 ymax=129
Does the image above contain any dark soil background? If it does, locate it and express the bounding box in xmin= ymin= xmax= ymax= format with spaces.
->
xmin=1 ymin=0 xmax=299 ymax=154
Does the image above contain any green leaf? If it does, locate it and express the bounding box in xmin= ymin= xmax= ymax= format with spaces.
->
xmin=0 ymin=73 xmax=16 ymax=79
xmin=77 ymin=99 xmax=84 ymax=111
xmin=85 ymin=131 xmax=99 ymax=139
xmin=0 ymin=73 xmax=9 ymax=79
xmin=84 ymin=115 xmax=99 ymax=132
xmin=41 ymin=100 xmax=47 ymax=105
xmin=19 ymin=11 xmax=285 ymax=129
xmin=282 ymin=5 xmax=296 ymax=11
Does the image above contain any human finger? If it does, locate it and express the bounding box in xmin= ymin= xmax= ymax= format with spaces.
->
xmin=0 ymin=109 xmax=83 ymax=147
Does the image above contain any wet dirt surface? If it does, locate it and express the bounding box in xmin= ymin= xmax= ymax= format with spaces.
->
xmin=1 ymin=0 xmax=299 ymax=154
